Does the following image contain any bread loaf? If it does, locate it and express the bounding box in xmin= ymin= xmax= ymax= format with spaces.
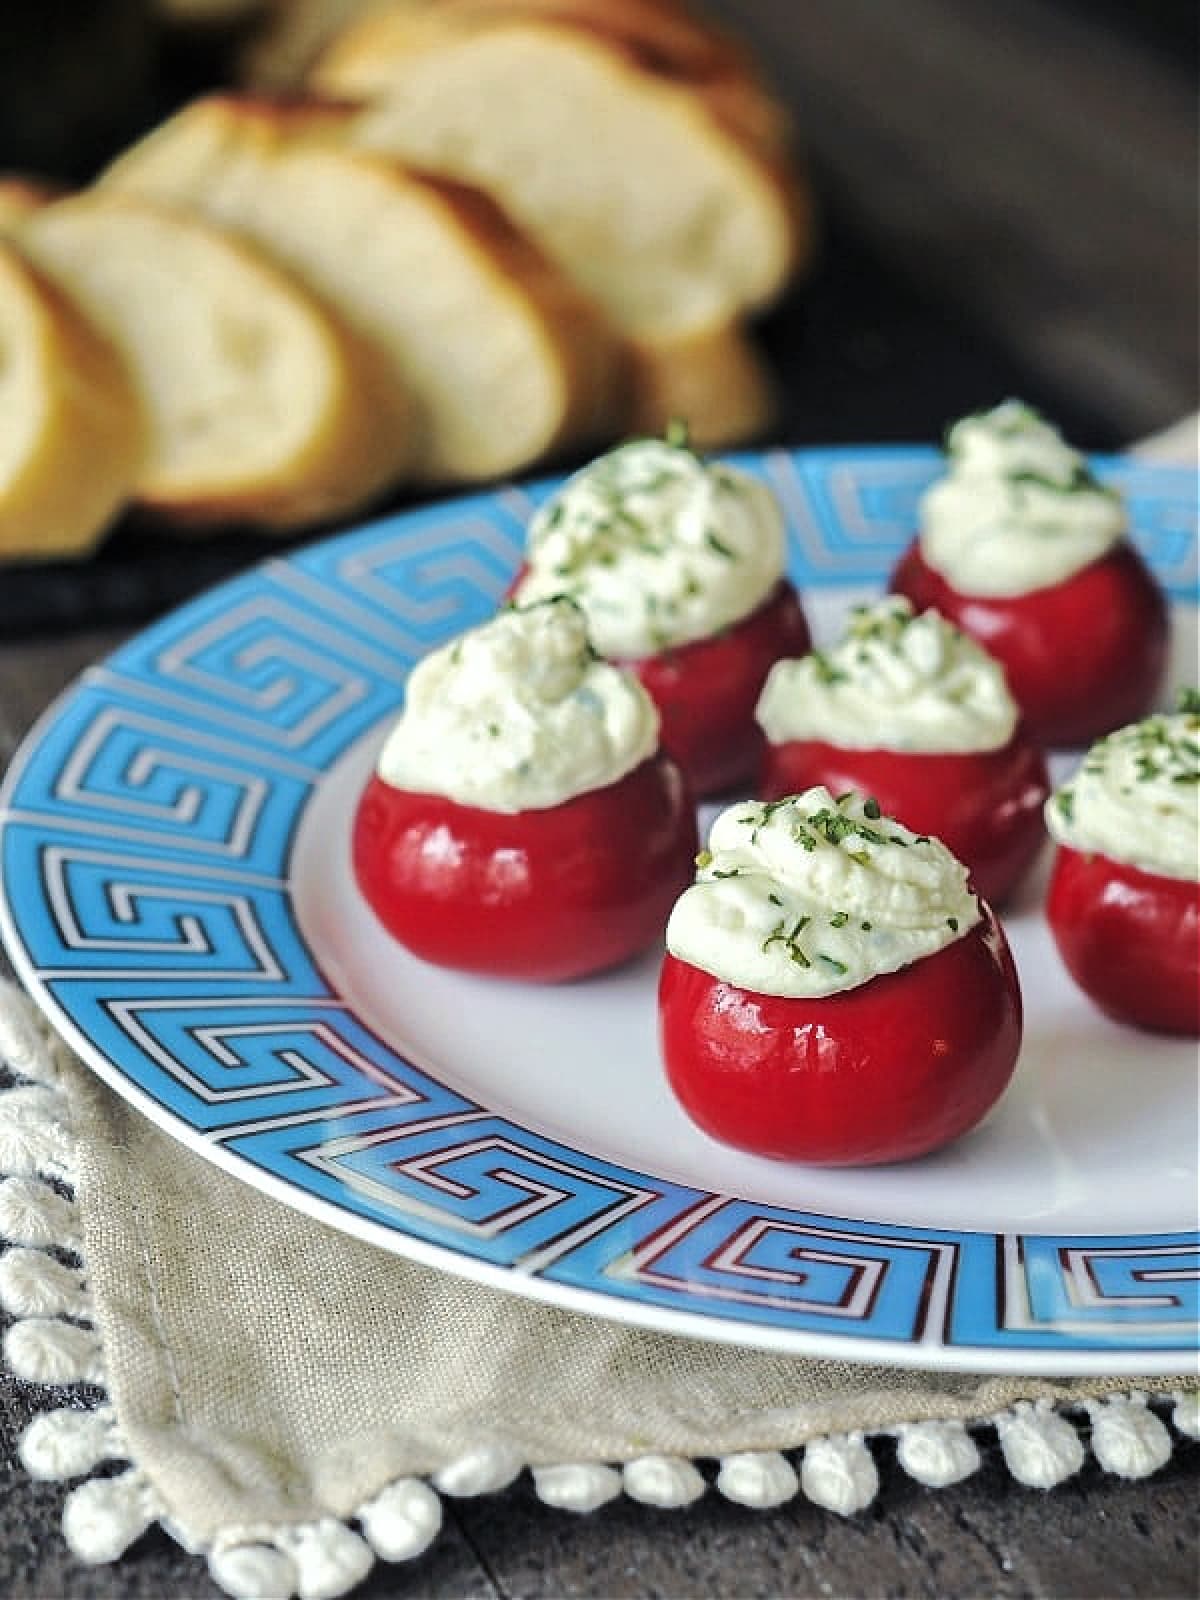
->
xmin=99 ymin=96 xmax=627 ymax=484
xmin=16 ymin=193 xmax=413 ymax=529
xmin=0 ymin=243 xmax=144 ymax=560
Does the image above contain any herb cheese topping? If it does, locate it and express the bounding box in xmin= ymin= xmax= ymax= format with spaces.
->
xmin=512 ymin=430 xmax=786 ymax=659
xmin=376 ymin=598 xmax=660 ymax=812
xmin=919 ymin=401 xmax=1126 ymax=597
xmin=665 ymin=787 xmax=981 ymax=998
xmin=1046 ymin=694 xmax=1200 ymax=881
xmin=755 ymin=597 xmax=1018 ymax=752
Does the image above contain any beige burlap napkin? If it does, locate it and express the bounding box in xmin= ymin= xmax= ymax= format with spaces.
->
xmin=0 ymin=983 xmax=1195 ymax=1600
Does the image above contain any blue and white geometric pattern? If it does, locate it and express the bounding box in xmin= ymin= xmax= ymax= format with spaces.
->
xmin=1 ymin=449 xmax=1196 ymax=1369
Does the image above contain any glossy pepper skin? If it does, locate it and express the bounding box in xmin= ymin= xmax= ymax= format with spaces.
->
xmin=759 ymin=735 xmax=1050 ymax=905
xmin=630 ymin=578 xmax=811 ymax=797
xmin=1047 ymin=845 xmax=1200 ymax=1036
xmin=353 ymin=753 xmax=698 ymax=982
xmin=888 ymin=539 xmax=1168 ymax=748
xmin=658 ymin=907 xmax=1022 ymax=1166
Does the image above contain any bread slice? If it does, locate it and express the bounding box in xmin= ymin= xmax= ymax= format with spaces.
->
xmin=625 ymin=319 xmax=775 ymax=447
xmin=312 ymin=4 xmax=810 ymax=340
xmin=99 ymin=96 xmax=626 ymax=484
xmin=15 ymin=193 xmax=412 ymax=529
xmin=0 ymin=243 xmax=144 ymax=560
xmin=360 ymin=0 xmax=797 ymax=153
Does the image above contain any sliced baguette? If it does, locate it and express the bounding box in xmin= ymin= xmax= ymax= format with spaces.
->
xmin=0 ymin=244 xmax=145 ymax=560
xmin=15 ymin=193 xmax=413 ymax=530
xmin=312 ymin=5 xmax=810 ymax=339
xmin=99 ymin=96 xmax=627 ymax=484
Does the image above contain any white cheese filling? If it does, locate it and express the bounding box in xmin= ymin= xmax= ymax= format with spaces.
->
xmin=666 ymin=786 xmax=981 ymax=998
xmin=1046 ymin=703 xmax=1200 ymax=882
xmin=376 ymin=597 xmax=660 ymax=813
xmin=513 ymin=434 xmax=786 ymax=659
xmin=919 ymin=400 xmax=1126 ymax=597
xmin=756 ymin=597 xmax=1018 ymax=752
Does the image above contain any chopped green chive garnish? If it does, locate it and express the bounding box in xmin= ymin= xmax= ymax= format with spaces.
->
xmin=811 ymin=650 xmax=849 ymax=686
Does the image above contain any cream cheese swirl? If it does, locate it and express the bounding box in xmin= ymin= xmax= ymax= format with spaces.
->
xmin=377 ymin=598 xmax=659 ymax=812
xmin=756 ymin=597 xmax=1018 ymax=752
xmin=513 ymin=433 xmax=786 ymax=658
xmin=919 ymin=400 xmax=1126 ymax=597
xmin=666 ymin=786 xmax=981 ymax=998
xmin=1046 ymin=700 xmax=1200 ymax=881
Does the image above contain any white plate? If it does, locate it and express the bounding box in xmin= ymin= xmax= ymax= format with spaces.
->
xmin=2 ymin=446 xmax=1196 ymax=1373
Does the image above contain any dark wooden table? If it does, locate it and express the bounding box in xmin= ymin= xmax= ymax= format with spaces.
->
xmin=1 ymin=2 xmax=1197 ymax=1595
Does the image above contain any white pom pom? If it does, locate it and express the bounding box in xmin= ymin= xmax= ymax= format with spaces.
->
xmin=209 ymin=1542 xmax=298 ymax=1600
xmin=5 ymin=1317 xmax=103 ymax=1385
xmin=716 ymin=1451 xmax=799 ymax=1508
xmin=0 ymin=1247 xmax=87 ymax=1318
xmin=20 ymin=1404 xmax=118 ymax=1480
xmin=0 ymin=986 xmax=65 ymax=1084
xmin=801 ymin=1434 xmax=878 ymax=1515
xmin=533 ymin=1461 xmax=623 ymax=1512
xmin=1088 ymin=1397 xmax=1172 ymax=1480
xmin=273 ymin=1520 xmax=374 ymax=1600
xmin=1172 ymin=1391 xmax=1200 ymax=1438
xmin=996 ymin=1404 xmax=1084 ymax=1488
xmin=0 ymin=1085 xmax=73 ymax=1178
xmin=62 ymin=1470 xmax=157 ymax=1564
xmin=357 ymin=1477 xmax=442 ymax=1561
xmin=895 ymin=1420 xmax=981 ymax=1487
xmin=622 ymin=1454 xmax=706 ymax=1508
xmin=432 ymin=1440 xmax=524 ymax=1497
xmin=0 ymin=1177 xmax=80 ymax=1250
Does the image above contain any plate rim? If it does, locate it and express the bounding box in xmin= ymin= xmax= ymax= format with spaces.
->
xmin=2 ymin=444 xmax=1197 ymax=1376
